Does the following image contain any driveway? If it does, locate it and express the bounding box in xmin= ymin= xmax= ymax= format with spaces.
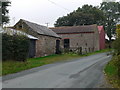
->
xmin=2 ymin=53 xmax=112 ymax=88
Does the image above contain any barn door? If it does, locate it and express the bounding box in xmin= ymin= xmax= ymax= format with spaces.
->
xmin=56 ymin=40 xmax=60 ymax=54
xmin=29 ymin=39 xmax=36 ymax=58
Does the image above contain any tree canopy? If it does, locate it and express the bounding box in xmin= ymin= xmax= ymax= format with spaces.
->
xmin=1 ymin=1 xmax=11 ymax=25
xmin=116 ymin=24 xmax=120 ymax=37
xmin=54 ymin=5 xmax=106 ymax=27
xmin=55 ymin=2 xmax=120 ymax=41
xmin=100 ymin=2 xmax=120 ymax=41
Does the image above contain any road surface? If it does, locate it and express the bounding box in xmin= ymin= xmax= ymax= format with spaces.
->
xmin=2 ymin=53 xmax=112 ymax=88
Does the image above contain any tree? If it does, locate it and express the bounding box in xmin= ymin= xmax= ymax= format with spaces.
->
xmin=116 ymin=24 xmax=120 ymax=37
xmin=1 ymin=1 xmax=11 ymax=25
xmin=54 ymin=4 xmax=106 ymax=27
xmin=100 ymin=2 xmax=120 ymax=41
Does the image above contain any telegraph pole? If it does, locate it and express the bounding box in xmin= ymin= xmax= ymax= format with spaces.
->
xmin=45 ymin=22 xmax=49 ymax=28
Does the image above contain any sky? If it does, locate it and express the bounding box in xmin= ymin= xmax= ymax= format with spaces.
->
xmin=8 ymin=0 xmax=119 ymax=27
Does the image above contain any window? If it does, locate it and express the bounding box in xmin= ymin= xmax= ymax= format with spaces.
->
xmin=64 ymin=39 xmax=70 ymax=48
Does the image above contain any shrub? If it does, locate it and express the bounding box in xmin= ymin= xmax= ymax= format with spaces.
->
xmin=112 ymin=36 xmax=120 ymax=78
xmin=112 ymin=37 xmax=120 ymax=55
xmin=2 ymin=33 xmax=30 ymax=61
xmin=116 ymin=24 xmax=120 ymax=37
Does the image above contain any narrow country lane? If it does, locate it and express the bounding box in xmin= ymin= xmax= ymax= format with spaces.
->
xmin=2 ymin=53 xmax=112 ymax=88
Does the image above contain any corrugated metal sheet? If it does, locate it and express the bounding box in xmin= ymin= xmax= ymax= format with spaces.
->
xmin=2 ymin=28 xmax=38 ymax=40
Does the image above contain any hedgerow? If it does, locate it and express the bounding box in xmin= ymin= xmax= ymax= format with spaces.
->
xmin=2 ymin=33 xmax=30 ymax=61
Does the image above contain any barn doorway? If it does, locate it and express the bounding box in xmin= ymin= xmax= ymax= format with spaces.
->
xmin=29 ymin=39 xmax=36 ymax=58
xmin=56 ymin=40 xmax=60 ymax=54
xmin=64 ymin=39 xmax=70 ymax=49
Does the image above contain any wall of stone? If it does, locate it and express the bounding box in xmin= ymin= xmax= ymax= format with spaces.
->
xmin=14 ymin=20 xmax=59 ymax=57
xmin=58 ymin=32 xmax=99 ymax=53
xmin=35 ymin=35 xmax=58 ymax=57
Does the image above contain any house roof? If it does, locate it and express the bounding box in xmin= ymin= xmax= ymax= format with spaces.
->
xmin=1 ymin=28 xmax=38 ymax=40
xmin=19 ymin=19 xmax=60 ymax=38
xmin=50 ymin=24 xmax=97 ymax=34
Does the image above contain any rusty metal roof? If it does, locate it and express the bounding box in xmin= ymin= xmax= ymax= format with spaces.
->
xmin=51 ymin=24 xmax=97 ymax=34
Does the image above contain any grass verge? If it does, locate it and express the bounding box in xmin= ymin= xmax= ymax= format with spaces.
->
xmin=104 ymin=55 xmax=120 ymax=88
xmin=2 ymin=49 xmax=111 ymax=76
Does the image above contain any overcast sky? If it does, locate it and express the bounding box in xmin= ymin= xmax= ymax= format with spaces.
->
xmin=8 ymin=0 xmax=119 ymax=27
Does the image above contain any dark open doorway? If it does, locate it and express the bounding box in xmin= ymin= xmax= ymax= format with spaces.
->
xmin=29 ymin=39 xmax=36 ymax=58
xmin=56 ymin=40 xmax=61 ymax=54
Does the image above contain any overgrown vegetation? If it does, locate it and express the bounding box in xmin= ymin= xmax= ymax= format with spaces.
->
xmin=2 ymin=49 xmax=110 ymax=76
xmin=104 ymin=55 xmax=120 ymax=88
xmin=104 ymin=26 xmax=120 ymax=88
xmin=2 ymin=33 xmax=30 ymax=61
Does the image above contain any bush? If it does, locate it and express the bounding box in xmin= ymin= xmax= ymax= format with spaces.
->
xmin=112 ymin=37 xmax=120 ymax=55
xmin=112 ymin=37 xmax=120 ymax=78
xmin=2 ymin=33 xmax=30 ymax=61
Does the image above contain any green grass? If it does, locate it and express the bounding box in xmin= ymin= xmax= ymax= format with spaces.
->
xmin=104 ymin=55 xmax=120 ymax=88
xmin=2 ymin=49 xmax=111 ymax=76
xmin=83 ymin=48 xmax=112 ymax=56
xmin=2 ymin=54 xmax=82 ymax=76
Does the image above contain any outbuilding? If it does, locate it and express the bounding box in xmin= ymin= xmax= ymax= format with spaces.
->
xmin=13 ymin=19 xmax=60 ymax=57
xmin=51 ymin=24 xmax=102 ymax=53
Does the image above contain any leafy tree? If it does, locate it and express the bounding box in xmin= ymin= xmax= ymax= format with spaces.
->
xmin=116 ymin=24 xmax=120 ymax=37
xmin=54 ymin=5 xmax=106 ymax=27
xmin=100 ymin=2 xmax=120 ymax=41
xmin=1 ymin=1 xmax=11 ymax=25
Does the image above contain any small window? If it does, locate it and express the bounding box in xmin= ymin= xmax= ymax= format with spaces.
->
xmin=64 ymin=39 xmax=70 ymax=48
xmin=19 ymin=25 xmax=22 ymax=29
xmin=18 ymin=24 xmax=23 ymax=29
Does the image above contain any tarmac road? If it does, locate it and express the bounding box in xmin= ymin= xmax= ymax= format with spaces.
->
xmin=2 ymin=53 xmax=112 ymax=88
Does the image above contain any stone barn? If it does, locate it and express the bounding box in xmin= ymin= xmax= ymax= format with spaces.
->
xmin=51 ymin=24 xmax=100 ymax=54
xmin=13 ymin=19 xmax=60 ymax=58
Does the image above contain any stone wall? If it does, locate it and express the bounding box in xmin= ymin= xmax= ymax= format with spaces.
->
xmin=58 ymin=32 xmax=99 ymax=53
xmin=14 ymin=20 xmax=59 ymax=57
xmin=35 ymin=35 xmax=58 ymax=57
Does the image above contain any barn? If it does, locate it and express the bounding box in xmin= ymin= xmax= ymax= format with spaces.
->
xmin=13 ymin=19 xmax=60 ymax=58
xmin=51 ymin=24 xmax=102 ymax=54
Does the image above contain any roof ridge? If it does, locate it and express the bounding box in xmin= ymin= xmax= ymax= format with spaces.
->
xmin=19 ymin=19 xmax=60 ymax=38
xmin=51 ymin=24 xmax=97 ymax=29
xmin=21 ymin=19 xmax=43 ymax=27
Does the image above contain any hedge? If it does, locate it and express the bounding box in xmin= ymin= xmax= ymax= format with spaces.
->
xmin=2 ymin=33 xmax=30 ymax=61
xmin=112 ymin=36 xmax=120 ymax=79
